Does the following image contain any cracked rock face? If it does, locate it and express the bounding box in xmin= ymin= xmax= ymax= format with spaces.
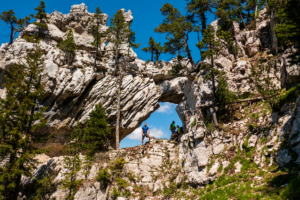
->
xmin=1 ymin=3 xmax=300 ymax=194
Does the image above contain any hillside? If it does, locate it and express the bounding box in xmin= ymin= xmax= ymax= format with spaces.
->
xmin=0 ymin=2 xmax=300 ymax=200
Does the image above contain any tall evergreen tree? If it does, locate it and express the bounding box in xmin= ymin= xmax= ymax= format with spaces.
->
xmin=58 ymin=28 xmax=77 ymax=65
xmin=91 ymin=7 xmax=104 ymax=69
xmin=61 ymin=124 xmax=83 ymax=200
xmin=155 ymin=3 xmax=196 ymax=70
xmin=0 ymin=45 xmax=47 ymax=200
xmin=142 ymin=37 xmax=163 ymax=64
xmin=275 ymin=0 xmax=300 ymax=66
xmin=0 ymin=10 xmax=31 ymax=44
xmin=142 ymin=37 xmax=156 ymax=62
xmin=83 ymin=103 xmax=111 ymax=156
xmin=106 ymin=10 xmax=131 ymax=149
xmin=30 ymin=1 xmax=48 ymax=38
xmin=197 ymin=25 xmax=221 ymax=127
xmin=154 ymin=42 xmax=164 ymax=66
xmin=186 ymin=0 xmax=215 ymax=35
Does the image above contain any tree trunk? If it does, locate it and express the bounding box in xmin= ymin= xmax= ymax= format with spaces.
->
xmin=151 ymin=48 xmax=154 ymax=62
xmin=115 ymin=41 xmax=120 ymax=150
xmin=255 ymin=0 xmax=258 ymax=20
xmin=94 ymin=22 xmax=99 ymax=69
xmin=104 ymin=184 xmax=111 ymax=200
xmin=10 ymin=22 xmax=14 ymax=45
xmin=12 ymin=174 xmax=22 ymax=200
xmin=182 ymin=34 xmax=196 ymax=70
xmin=211 ymin=58 xmax=219 ymax=127
xmin=200 ymin=12 xmax=207 ymax=36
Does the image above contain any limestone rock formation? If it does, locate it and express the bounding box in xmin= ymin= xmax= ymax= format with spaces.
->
xmin=0 ymin=4 xmax=300 ymax=199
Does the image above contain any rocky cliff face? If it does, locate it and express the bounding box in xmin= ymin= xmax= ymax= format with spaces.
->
xmin=1 ymin=4 xmax=300 ymax=200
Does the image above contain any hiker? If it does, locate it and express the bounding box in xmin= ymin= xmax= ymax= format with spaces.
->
xmin=173 ymin=125 xmax=183 ymax=141
xmin=176 ymin=125 xmax=183 ymax=135
xmin=169 ymin=121 xmax=176 ymax=137
xmin=141 ymin=122 xmax=150 ymax=145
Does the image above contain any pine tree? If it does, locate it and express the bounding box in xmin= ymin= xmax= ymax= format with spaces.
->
xmin=91 ymin=7 xmax=104 ymax=68
xmin=30 ymin=1 xmax=48 ymax=38
xmin=215 ymin=71 xmax=238 ymax=121
xmin=217 ymin=29 xmax=239 ymax=58
xmin=0 ymin=45 xmax=47 ymax=200
xmin=58 ymin=28 xmax=77 ymax=65
xmin=61 ymin=124 xmax=83 ymax=200
xmin=275 ymin=0 xmax=300 ymax=65
xmin=155 ymin=3 xmax=196 ymax=70
xmin=0 ymin=10 xmax=31 ymax=44
xmin=106 ymin=10 xmax=131 ymax=149
xmin=186 ymin=0 xmax=215 ymax=35
xmin=249 ymin=64 xmax=281 ymax=110
xmin=83 ymin=103 xmax=111 ymax=156
xmin=125 ymin=28 xmax=140 ymax=60
xmin=142 ymin=37 xmax=156 ymax=62
xmin=197 ymin=25 xmax=221 ymax=127
xmin=154 ymin=42 xmax=164 ymax=66
xmin=142 ymin=37 xmax=162 ymax=65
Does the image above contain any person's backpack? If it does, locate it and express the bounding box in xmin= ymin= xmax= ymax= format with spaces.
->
xmin=169 ymin=124 xmax=172 ymax=130
xmin=169 ymin=124 xmax=175 ymax=130
xmin=179 ymin=127 xmax=184 ymax=134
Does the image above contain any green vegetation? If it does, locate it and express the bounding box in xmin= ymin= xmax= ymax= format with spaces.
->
xmin=0 ymin=10 xmax=30 ymax=44
xmin=275 ymin=83 xmax=300 ymax=110
xmin=249 ymin=64 xmax=281 ymax=110
xmin=155 ymin=3 xmax=196 ymax=69
xmin=275 ymin=0 xmax=300 ymax=65
xmin=198 ymin=25 xmax=222 ymax=127
xmin=91 ymin=6 xmax=104 ymax=67
xmin=30 ymin=1 xmax=48 ymax=38
xmin=106 ymin=9 xmax=140 ymax=149
xmin=191 ymin=118 xmax=196 ymax=128
xmin=61 ymin=124 xmax=84 ymax=200
xmin=58 ymin=28 xmax=77 ymax=65
xmin=142 ymin=37 xmax=164 ymax=65
xmin=83 ymin=103 xmax=111 ymax=156
xmin=0 ymin=45 xmax=48 ymax=200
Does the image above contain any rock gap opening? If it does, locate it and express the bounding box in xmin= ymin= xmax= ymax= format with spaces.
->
xmin=120 ymin=102 xmax=183 ymax=148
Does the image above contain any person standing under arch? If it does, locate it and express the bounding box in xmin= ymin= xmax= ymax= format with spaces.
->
xmin=141 ymin=122 xmax=150 ymax=145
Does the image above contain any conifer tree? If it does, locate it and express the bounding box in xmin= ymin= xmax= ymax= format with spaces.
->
xmin=275 ymin=0 xmax=300 ymax=65
xmin=83 ymin=103 xmax=111 ymax=156
xmin=58 ymin=28 xmax=77 ymax=65
xmin=30 ymin=1 xmax=48 ymax=38
xmin=142 ymin=37 xmax=163 ymax=65
xmin=0 ymin=10 xmax=31 ymax=44
xmin=249 ymin=64 xmax=281 ymax=110
xmin=91 ymin=7 xmax=104 ymax=68
xmin=186 ymin=0 xmax=215 ymax=35
xmin=154 ymin=42 xmax=164 ymax=66
xmin=106 ymin=10 xmax=131 ymax=149
xmin=163 ymin=36 xmax=185 ymax=57
xmin=0 ymin=45 xmax=47 ymax=200
xmin=155 ymin=3 xmax=196 ymax=70
xmin=217 ymin=29 xmax=239 ymax=58
xmin=61 ymin=124 xmax=83 ymax=200
xmin=142 ymin=37 xmax=156 ymax=62
xmin=125 ymin=27 xmax=140 ymax=60
xmin=197 ymin=25 xmax=221 ymax=127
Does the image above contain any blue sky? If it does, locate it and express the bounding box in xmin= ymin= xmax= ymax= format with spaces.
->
xmin=120 ymin=102 xmax=182 ymax=148
xmin=0 ymin=0 xmax=216 ymax=62
xmin=0 ymin=0 xmax=215 ymax=148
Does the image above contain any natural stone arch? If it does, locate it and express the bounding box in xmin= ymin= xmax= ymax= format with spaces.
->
xmin=33 ymin=75 xmax=193 ymax=156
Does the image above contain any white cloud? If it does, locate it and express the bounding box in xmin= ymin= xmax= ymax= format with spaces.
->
xmin=127 ymin=127 xmax=166 ymax=140
xmin=157 ymin=103 xmax=174 ymax=114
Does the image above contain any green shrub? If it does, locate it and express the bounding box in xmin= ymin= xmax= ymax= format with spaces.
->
xmin=275 ymin=83 xmax=300 ymax=110
xmin=97 ymin=168 xmax=111 ymax=188
xmin=191 ymin=118 xmax=196 ymax=128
